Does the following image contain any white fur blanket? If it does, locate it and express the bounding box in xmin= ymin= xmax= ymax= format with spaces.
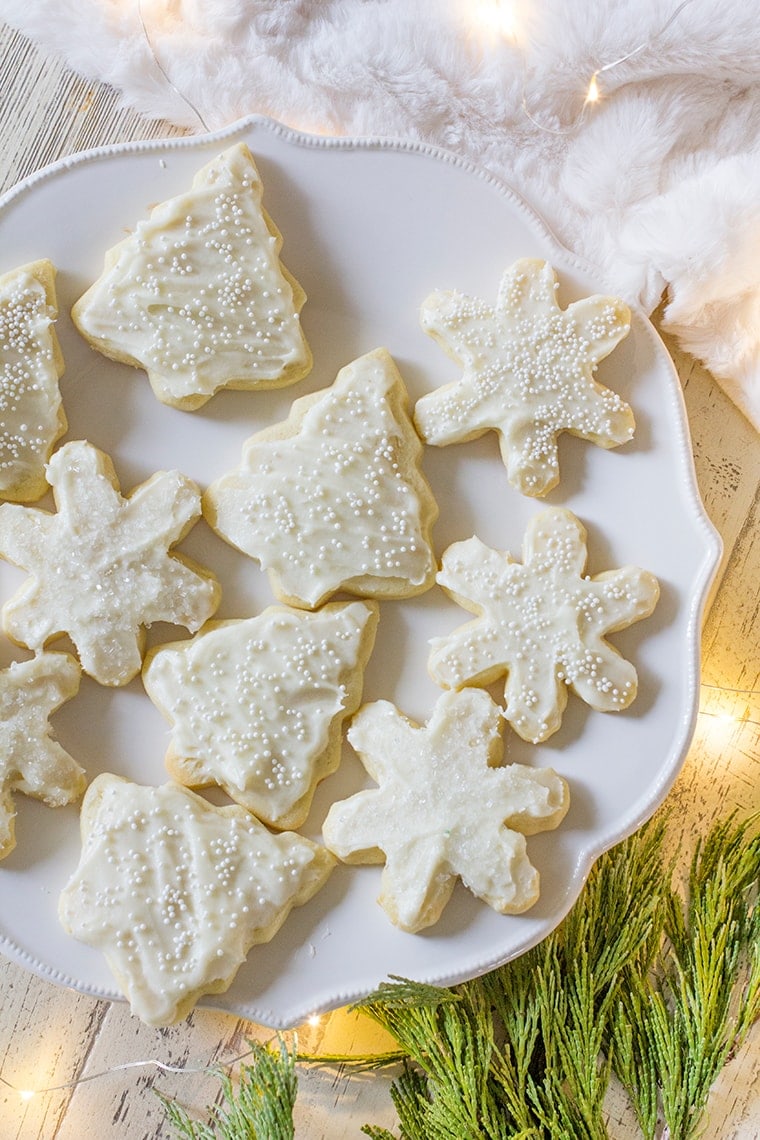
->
xmin=2 ymin=0 xmax=760 ymax=430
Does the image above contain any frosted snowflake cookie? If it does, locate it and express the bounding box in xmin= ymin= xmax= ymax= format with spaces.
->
xmin=0 ymin=259 xmax=67 ymax=502
xmin=415 ymin=258 xmax=635 ymax=496
xmin=143 ymin=600 xmax=379 ymax=829
xmin=59 ymin=775 xmax=334 ymax=1025
xmin=0 ymin=651 xmax=84 ymax=859
xmin=322 ymin=689 xmax=568 ymax=932
xmin=71 ymin=142 xmax=312 ymax=410
xmin=429 ymin=507 xmax=660 ymax=743
xmin=204 ymin=348 xmax=439 ymax=609
xmin=0 ymin=440 xmax=220 ymax=686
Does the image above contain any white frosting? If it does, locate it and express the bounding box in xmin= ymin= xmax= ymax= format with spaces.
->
xmin=0 ymin=440 xmax=220 ymax=686
xmin=72 ymin=143 xmax=311 ymax=409
xmin=143 ymin=601 xmax=379 ymax=829
xmin=415 ymin=258 xmax=635 ymax=497
xmin=0 ymin=259 xmax=66 ymax=501
xmin=59 ymin=775 xmax=334 ymax=1025
xmin=0 ymin=651 xmax=83 ymax=859
xmin=322 ymin=688 xmax=568 ymax=932
xmin=429 ymin=507 xmax=660 ymax=743
xmin=204 ymin=348 xmax=438 ymax=609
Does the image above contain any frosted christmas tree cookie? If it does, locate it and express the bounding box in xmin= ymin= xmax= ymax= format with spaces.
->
xmin=204 ymin=348 xmax=439 ymax=609
xmin=0 ymin=651 xmax=84 ymax=859
xmin=0 ymin=440 xmax=220 ymax=686
xmin=0 ymin=259 xmax=67 ymax=501
xmin=59 ymin=775 xmax=335 ymax=1025
xmin=72 ymin=143 xmax=312 ymax=410
xmin=415 ymin=258 xmax=635 ymax=496
xmin=322 ymin=689 xmax=568 ymax=932
xmin=143 ymin=600 xmax=379 ymax=830
xmin=429 ymin=507 xmax=660 ymax=743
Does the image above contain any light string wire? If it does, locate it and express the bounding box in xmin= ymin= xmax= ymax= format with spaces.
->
xmin=698 ymin=683 xmax=760 ymax=728
xmin=136 ymin=0 xmax=210 ymax=133
xmin=0 ymin=1039 xmax=273 ymax=1100
xmin=134 ymin=0 xmax=697 ymax=141
xmin=519 ymin=0 xmax=697 ymax=135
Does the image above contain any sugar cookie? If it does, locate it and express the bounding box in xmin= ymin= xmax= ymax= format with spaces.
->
xmin=0 ymin=440 xmax=220 ymax=685
xmin=429 ymin=506 xmax=660 ymax=742
xmin=322 ymin=688 xmax=568 ymax=932
xmin=72 ymin=143 xmax=312 ymax=410
xmin=59 ymin=775 xmax=334 ymax=1025
xmin=143 ymin=600 xmax=379 ymax=830
xmin=415 ymin=258 xmax=634 ymax=496
xmin=204 ymin=347 xmax=438 ymax=609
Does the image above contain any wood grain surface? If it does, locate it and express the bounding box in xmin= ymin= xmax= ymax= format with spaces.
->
xmin=0 ymin=22 xmax=758 ymax=1139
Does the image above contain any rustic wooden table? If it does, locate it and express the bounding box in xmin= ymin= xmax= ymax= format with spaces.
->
xmin=0 ymin=22 xmax=758 ymax=1139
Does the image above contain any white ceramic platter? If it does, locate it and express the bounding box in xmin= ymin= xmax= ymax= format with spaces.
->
xmin=0 ymin=117 xmax=721 ymax=1027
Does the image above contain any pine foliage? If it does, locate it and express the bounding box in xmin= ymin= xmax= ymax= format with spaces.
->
xmin=357 ymin=812 xmax=759 ymax=1139
xmin=160 ymin=812 xmax=759 ymax=1140
xmin=161 ymin=1037 xmax=297 ymax=1140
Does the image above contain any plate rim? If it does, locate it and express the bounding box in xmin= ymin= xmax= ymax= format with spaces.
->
xmin=0 ymin=115 xmax=723 ymax=1027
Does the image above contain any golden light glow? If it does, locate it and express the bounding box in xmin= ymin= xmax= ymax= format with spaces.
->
xmin=585 ymin=73 xmax=601 ymax=104
xmin=19 ymin=1089 xmax=36 ymax=1101
xmin=307 ymin=1014 xmax=321 ymax=1028
xmin=472 ymin=0 xmax=518 ymax=42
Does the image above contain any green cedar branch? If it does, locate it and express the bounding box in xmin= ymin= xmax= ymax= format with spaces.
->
xmin=159 ymin=812 xmax=759 ymax=1140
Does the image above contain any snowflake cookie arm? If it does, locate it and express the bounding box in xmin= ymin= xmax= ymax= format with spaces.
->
xmin=0 ymin=651 xmax=84 ymax=859
xmin=428 ymin=535 xmax=518 ymax=690
xmin=415 ymin=290 xmax=498 ymax=445
xmin=120 ymin=469 xmax=221 ymax=629
xmin=323 ymin=690 xmax=569 ymax=932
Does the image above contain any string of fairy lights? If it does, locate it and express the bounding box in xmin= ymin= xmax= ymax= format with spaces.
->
xmin=2 ymin=1039 xmax=270 ymax=1102
xmin=1 ymin=0 xmax=756 ymax=1112
xmin=135 ymin=0 xmax=699 ymax=138
xmin=1 ymin=1021 xmax=327 ymax=1102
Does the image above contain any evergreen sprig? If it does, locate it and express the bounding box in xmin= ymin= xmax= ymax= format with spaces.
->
xmin=160 ymin=812 xmax=759 ymax=1140
xmin=159 ymin=1037 xmax=297 ymax=1140
xmin=358 ymin=812 xmax=672 ymax=1139
xmin=610 ymin=813 xmax=760 ymax=1140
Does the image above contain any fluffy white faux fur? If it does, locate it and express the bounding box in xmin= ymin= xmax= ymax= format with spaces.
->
xmin=2 ymin=0 xmax=759 ymax=429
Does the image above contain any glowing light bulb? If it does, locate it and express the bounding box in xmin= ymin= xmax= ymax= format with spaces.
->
xmin=585 ymin=73 xmax=601 ymax=103
xmin=474 ymin=0 xmax=518 ymax=42
xmin=308 ymin=1014 xmax=321 ymax=1028
xmin=19 ymin=1089 xmax=36 ymax=1102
